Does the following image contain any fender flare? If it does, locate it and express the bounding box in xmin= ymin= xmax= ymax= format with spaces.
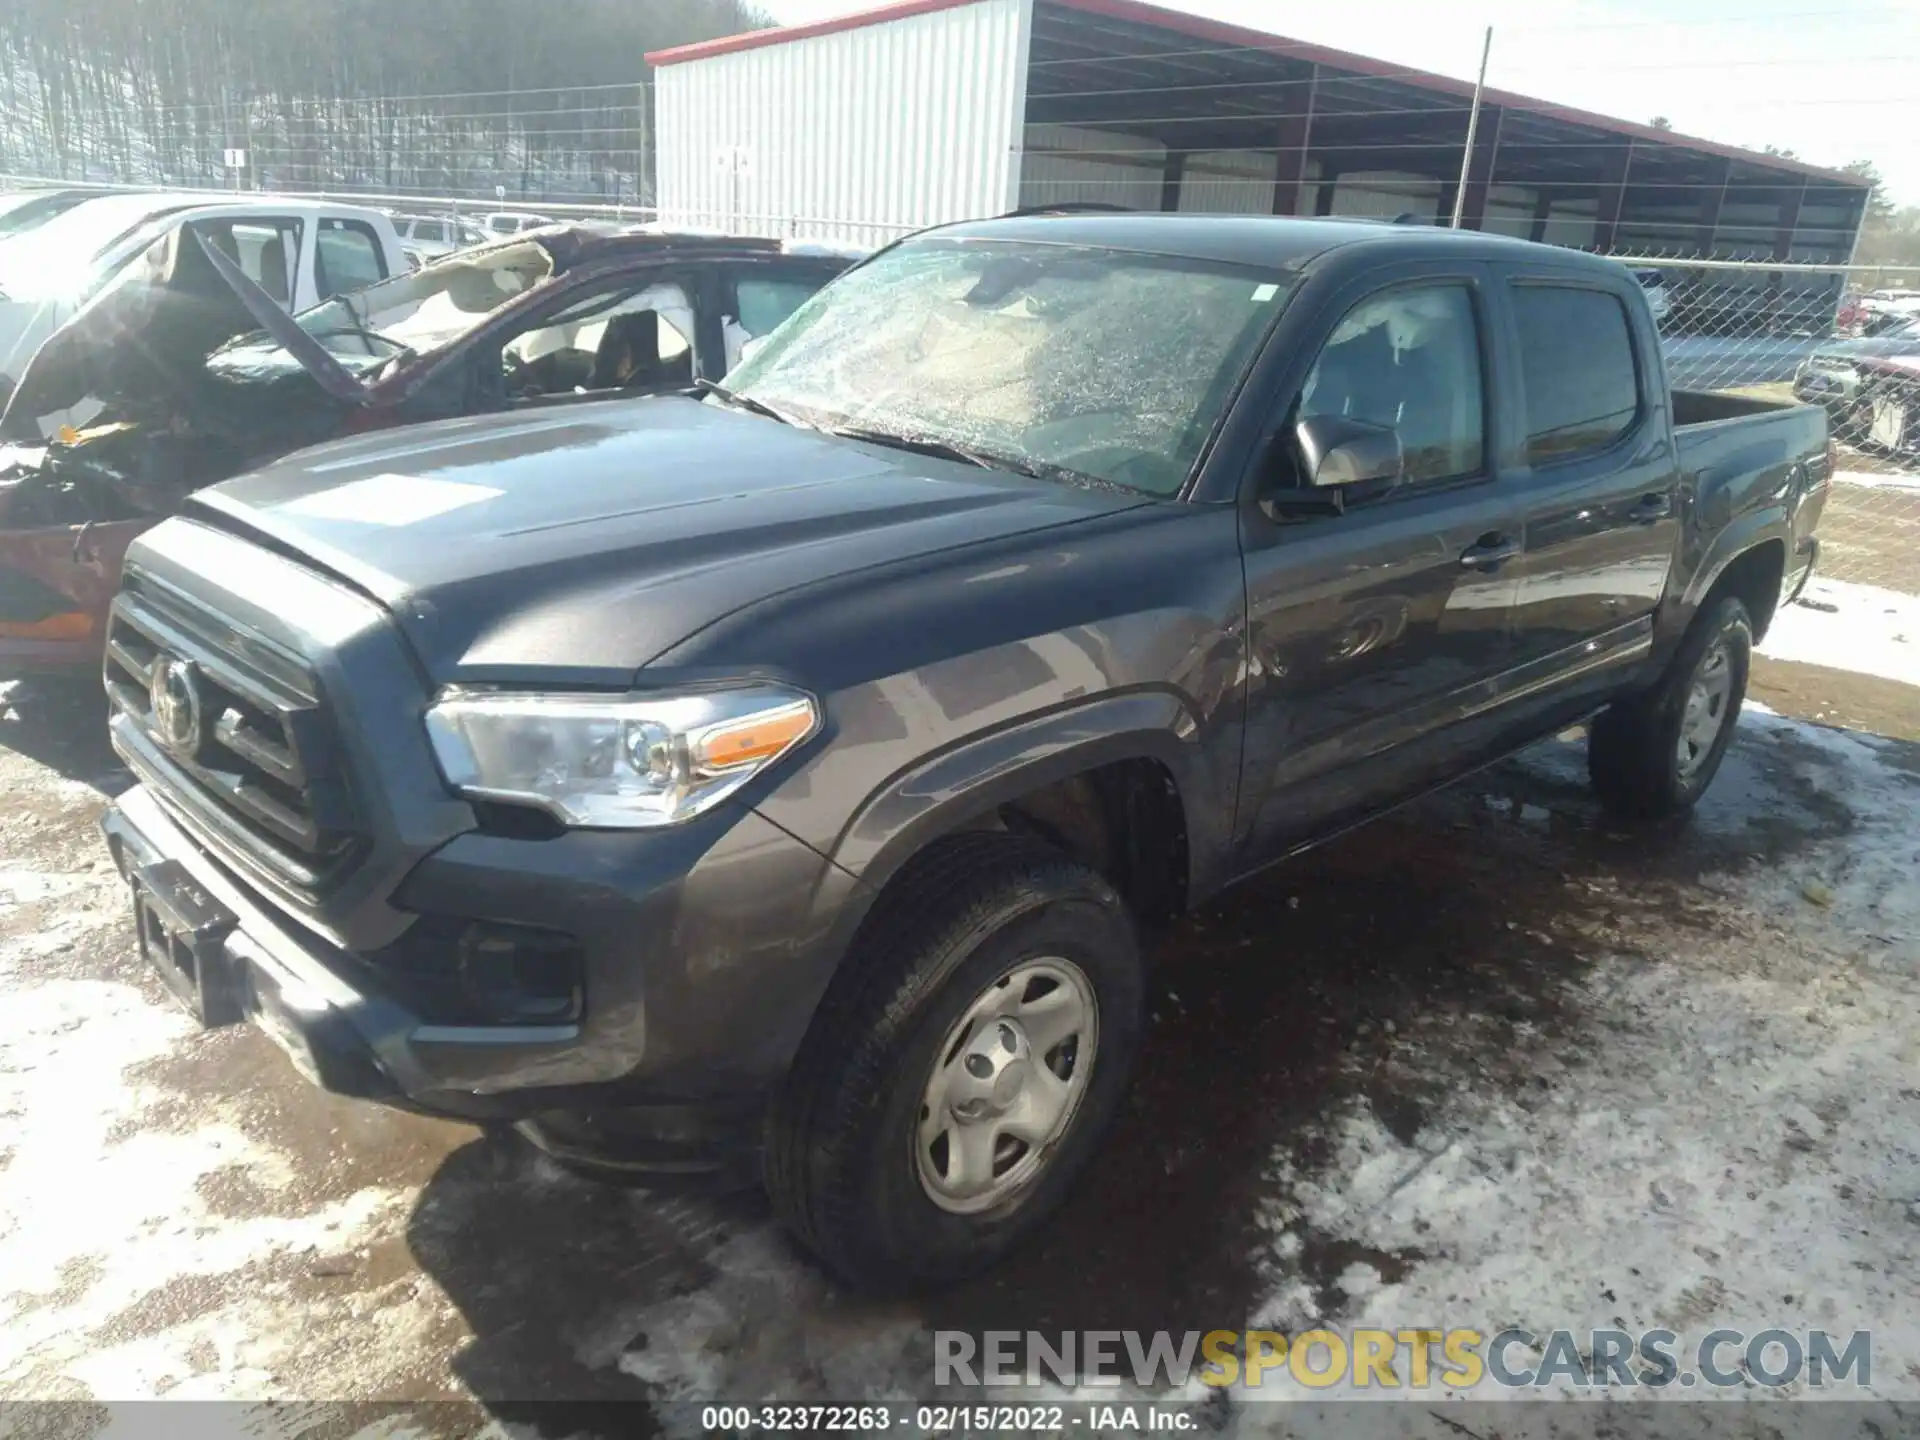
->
xmin=1679 ymin=504 xmax=1790 ymax=619
xmin=816 ymin=687 xmax=1228 ymax=943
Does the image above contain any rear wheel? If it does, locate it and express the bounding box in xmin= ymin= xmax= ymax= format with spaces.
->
xmin=1589 ymin=596 xmax=1752 ymax=820
xmin=764 ymin=834 xmax=1143 ymax=1293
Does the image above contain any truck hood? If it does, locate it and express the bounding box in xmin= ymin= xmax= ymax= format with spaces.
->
xmin=193 ymin=395 xmax=1148 ymax=684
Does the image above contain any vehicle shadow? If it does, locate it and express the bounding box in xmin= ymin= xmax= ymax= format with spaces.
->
xmin=401 ymin=727 xmax=1868 ymax=1424
xmin=0 ymin=673 xmax=131 ymax=794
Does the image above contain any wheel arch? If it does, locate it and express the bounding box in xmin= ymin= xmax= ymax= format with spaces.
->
xmin=825 ymin=688 xmax=1225 ymax=918
xmin=1680 ymin=511 xmax=1791 ymax=644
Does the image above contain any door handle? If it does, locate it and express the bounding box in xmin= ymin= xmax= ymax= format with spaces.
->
xmin=1628 ymin=493 xmax=1673 ymax=524
xmin=1459 ymin=535 xmax=1520 ymax=570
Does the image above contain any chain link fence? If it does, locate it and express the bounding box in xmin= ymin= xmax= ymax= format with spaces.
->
xmin=1 ymin=82 xmax=655 ymax=209
xmin=1607 ymin=252 xmax=1920 ymax=599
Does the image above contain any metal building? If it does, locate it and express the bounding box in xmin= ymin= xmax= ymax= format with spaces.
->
xmin=647 ymin=0 xmax=1869 ymax=269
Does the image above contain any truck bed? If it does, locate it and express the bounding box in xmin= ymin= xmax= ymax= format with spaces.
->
xmin=1670 ymin=387 xmax=1829 ymax=619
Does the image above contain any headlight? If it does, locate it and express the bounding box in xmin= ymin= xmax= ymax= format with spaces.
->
xmin=424 ymin=685 xmax=818 ymax=828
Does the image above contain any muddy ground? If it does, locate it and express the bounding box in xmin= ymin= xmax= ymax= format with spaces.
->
xmin=1 ymin=618 xmax=1916 ymax=1436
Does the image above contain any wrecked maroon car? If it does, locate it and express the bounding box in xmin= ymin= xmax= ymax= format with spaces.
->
xmin=0 ymin=223 xmax=857 ymax=669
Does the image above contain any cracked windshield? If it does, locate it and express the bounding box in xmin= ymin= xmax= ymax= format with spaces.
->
xmin=727 ymin=240 xmax=1294 ymax=495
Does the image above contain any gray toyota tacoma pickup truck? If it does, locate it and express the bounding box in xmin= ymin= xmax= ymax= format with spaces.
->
xmin=99 ymin=214 xmax=1829 ymax=1292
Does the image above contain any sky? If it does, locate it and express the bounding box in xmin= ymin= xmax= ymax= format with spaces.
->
xmin=757 ymin=0 xmax=1920 ymax=205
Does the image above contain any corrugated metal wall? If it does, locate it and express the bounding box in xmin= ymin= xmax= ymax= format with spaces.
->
xmin=1179 ymin=150 xmax=1283 ymax=215
xmin=654 ymin=0 xmax=1026 ymax=246
xmin=1019 ymin=124 xmax=1164 ymax=210
xmin=1329 ymin=171 xmax=1444 ymax=221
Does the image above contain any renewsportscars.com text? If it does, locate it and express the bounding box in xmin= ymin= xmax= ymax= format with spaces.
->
xmin=934 ymin=1328 xmax=1871 ymax=1391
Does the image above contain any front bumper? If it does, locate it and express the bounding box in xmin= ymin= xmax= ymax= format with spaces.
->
xmin=102 ymin=781 xmax=862 ymax=1139
xmin=103 ymin=785 xmax=581 ymax=1119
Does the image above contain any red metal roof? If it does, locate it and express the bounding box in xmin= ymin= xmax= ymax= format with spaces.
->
xmin=644 ymin=0 xmax=1866 ymax=188
xmin=646 ymin=0 xmax=983 ymax=66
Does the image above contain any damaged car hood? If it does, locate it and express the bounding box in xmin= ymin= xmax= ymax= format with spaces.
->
xmin=188 ymin=395 xmax=1148 ymax=685
xmin=1 ymin=227 xmax=240 ymax=442
xmin=0 ymin=225 xmax=564 ymax=444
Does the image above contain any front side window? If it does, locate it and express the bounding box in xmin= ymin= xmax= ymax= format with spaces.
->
xmin=501 ymin=279 xmax=695 ymax=397
xmin=1512 ymin=284 xmax=1640 ymax=463
xmin=728 ymin=239 xmax=1294 ymax=496
xmin=1298 ymin=283 xmax=1485 ymax=484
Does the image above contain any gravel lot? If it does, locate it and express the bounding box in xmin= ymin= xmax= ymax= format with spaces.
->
xmin=1 ymin=581 xmax=1916 ymax=1437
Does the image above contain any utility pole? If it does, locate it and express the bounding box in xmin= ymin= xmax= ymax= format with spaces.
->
xmin=1451 ymin=27 xmax=1493 ymax=229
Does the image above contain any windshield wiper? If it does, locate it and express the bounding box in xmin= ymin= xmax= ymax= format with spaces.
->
xmin=824 ymin=424 xmax=1110 ymax=489
xmin=690 ymin=378 xmax=813 ymax=429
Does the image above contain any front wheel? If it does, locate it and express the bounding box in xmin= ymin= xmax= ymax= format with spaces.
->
xmin=1589 ymin=596 xmax=1753 ymax=820
xmin=764 ymin=834 xmax=1144 ymax=1293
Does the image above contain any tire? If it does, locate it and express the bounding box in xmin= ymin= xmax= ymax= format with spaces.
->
xmin=1589 ymin=596 xmax=1752 ymax=821
xmin=764 ymin=833 xmax=1144 ymax=1294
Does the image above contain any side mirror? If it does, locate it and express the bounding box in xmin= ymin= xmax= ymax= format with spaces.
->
xmin=1296 ymin=413 xmax=1405 ymax=489
xmin=1261 ymin=414 xmax=1406 ymax=521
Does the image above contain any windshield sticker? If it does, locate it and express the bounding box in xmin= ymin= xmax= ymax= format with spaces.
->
xmin=279 ymin=473 xmax=502 ymax=526
xmin=1252 ymin=283 xmax=1280 ymax=302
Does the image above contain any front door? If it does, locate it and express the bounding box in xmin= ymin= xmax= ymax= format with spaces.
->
xmin=1238 ymin=271 xmax=1523 ymax=864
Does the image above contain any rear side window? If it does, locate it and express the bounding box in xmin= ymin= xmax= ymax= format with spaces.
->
xmin=202 ymin=218 xmax=304 ymax=306
xmin=1512 ymin=285 xmax=1640 ymax=463
xmin=315 ymin=219 xmax=388 ymax=300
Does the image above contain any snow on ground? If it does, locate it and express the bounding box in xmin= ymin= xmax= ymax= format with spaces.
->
xmin=1245 ymin=711 xmax=1920 ymax=1410
xmin=0 ymin=586 xmax=1917 ymax=1433
xmin=0 ymin=758 xmax=461 ymax=1407
xmin=1759 ymin=576 xmax=1919 ymax=687
xmin=1833 ymin=468 xmax=1920 ymax=495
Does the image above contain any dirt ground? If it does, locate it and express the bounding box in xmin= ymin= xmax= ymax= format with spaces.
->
xmin=1814 ymin=479 xmax=1920 ymax=597
xmin=1 ymin=592 xmax=1917 ymax=1435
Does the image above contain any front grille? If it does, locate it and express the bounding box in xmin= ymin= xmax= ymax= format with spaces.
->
xmin=105 ymin=571 xmax=363 ymax=901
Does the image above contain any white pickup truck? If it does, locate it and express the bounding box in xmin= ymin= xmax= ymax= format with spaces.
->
xmin=0 ymin=194 xmax=405 ymax=417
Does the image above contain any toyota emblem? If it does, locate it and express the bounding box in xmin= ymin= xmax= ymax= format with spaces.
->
xmin=148 ymin=655 xmax=206 ymax=758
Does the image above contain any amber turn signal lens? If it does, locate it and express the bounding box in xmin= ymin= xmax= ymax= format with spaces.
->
xmin=692 ymin=701 xmax=816 ymax=772
xmin=0 ymin=610 xmax=95 ymax=641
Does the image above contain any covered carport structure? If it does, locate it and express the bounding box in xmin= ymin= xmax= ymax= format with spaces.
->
xmin=1016 ymin=0 xmax=1866 ymax=263
xmin=649 ymin=0 xmax=1868 ymax=267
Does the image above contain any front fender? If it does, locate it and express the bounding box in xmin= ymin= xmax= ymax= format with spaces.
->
xmin=828 ymin=686 xmax=1231 ymax=907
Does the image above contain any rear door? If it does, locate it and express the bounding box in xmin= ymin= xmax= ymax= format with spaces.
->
xmin=1237 ymin=262 xmax=1525 ymax=863
xmin=1497 ymin=271 xmax=1680 ymax=706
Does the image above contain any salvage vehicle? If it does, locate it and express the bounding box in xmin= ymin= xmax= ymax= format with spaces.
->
xmin=0 ymin=194 xmax=406 ymax=406
xmin=482 ymin=210 xmax=556 ymax=237
xmin=1856 ymin=351 xmax=1920 ymax=456
xmin=1793 ymin=315 xmax=1920 ymax=438
xmin=97 ymin=214 xmax=1829 ymax=1292
xmin=391 ymin=212 xmax=488 ymax=266
xmin=0 ymin=186 xmax=133 ymax=243
xmin=0 ymin=225 xmax=853 ymax=669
